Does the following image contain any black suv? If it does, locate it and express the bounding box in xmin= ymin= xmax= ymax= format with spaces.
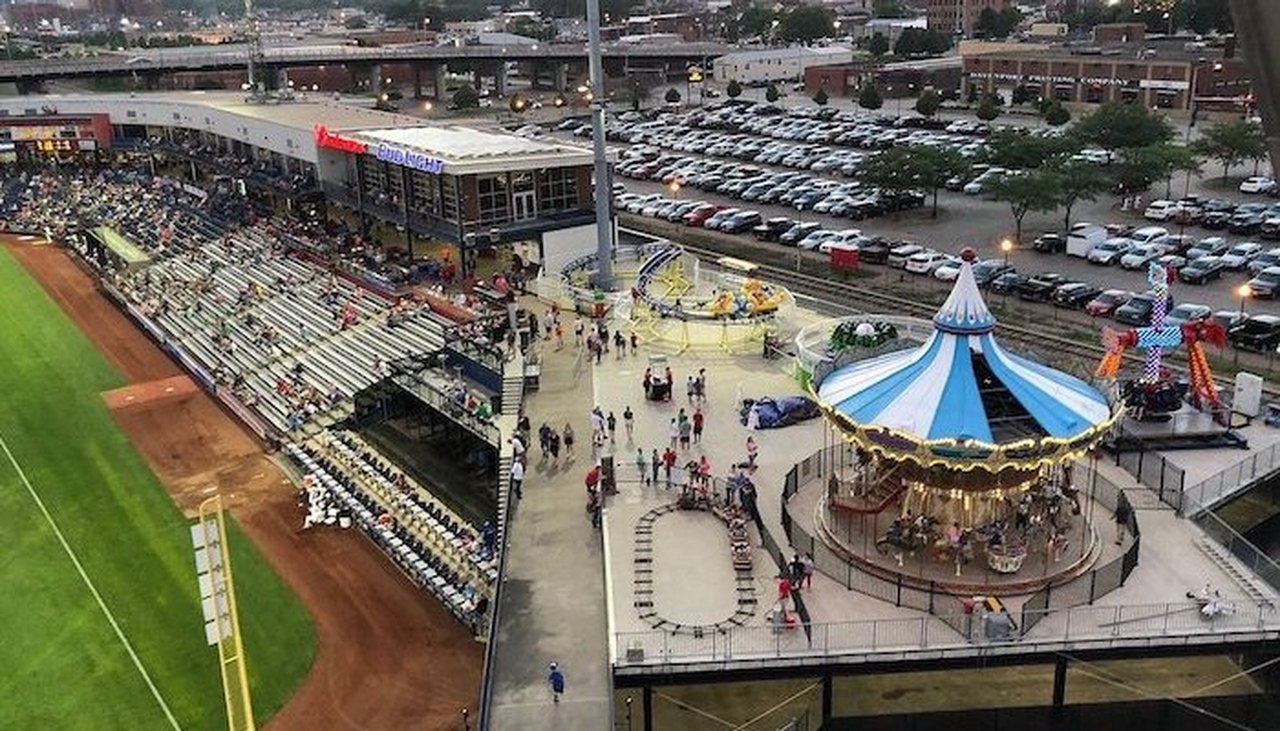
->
xmin=1229 ymin=315 xmax=1280 ymax=352
xmin=1017 ymin=272 xmax=1068 ymax=302
xmin=752 ymin=217 xmax=797 ymax=242
xmin=1033 ymin=233 xmax=1067 ymax=253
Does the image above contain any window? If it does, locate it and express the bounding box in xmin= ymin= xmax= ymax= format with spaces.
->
xmin=441 ymin=175 xmax=460 ymax=224
xmin=409 ymin=170 xmax=440 ymax=216
xmin=477 ymin=174 xmax=509 ymax=224
xmin=539 ymin=167 xmax=579 ymax=212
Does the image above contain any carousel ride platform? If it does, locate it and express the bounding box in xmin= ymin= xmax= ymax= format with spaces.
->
xmin=1106 ymin=405 xmax=1249 ymax=453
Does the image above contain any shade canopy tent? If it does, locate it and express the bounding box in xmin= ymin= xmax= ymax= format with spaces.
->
xmin=814 ymin=249 xmax=1116 ymax=471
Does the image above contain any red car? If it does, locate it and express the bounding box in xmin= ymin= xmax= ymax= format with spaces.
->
xmin=1085 ymin=289 xmax=1134 ymax=317
xmin=683 ymin=204 xmax=725 ymax=227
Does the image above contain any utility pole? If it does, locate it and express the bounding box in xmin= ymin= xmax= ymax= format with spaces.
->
xmin=586 ymin=0 xmax=614 ymax=289
xmin=244 ymin=0 xmax=265 ymax=98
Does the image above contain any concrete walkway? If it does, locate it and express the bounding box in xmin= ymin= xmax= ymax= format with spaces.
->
xmin=487 ymin=313 xmax=613 ymax=731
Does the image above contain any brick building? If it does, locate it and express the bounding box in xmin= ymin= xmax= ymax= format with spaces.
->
xmin=927 ymin=0 xmax=1011 ymax=38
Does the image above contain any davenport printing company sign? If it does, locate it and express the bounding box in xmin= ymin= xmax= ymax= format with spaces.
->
xmin=968 ymin=71 xmax=1189 ymax=90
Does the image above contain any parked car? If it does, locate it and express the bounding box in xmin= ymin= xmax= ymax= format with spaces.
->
xmin=1155 ymin=253 xmax=1188 ymax=272
xmin=1179 ymin=256 xmax=1226 ymax=284
xmin=751 ymin=217 xmax=797 ymax=241
xmin=1248 ymin=248 xmax=1280 ymax=274
xmin=933 ymin=257 xmax=965 ymax=281
xmin=1229 ymin=315 xmax=1280 ymax=352
xmin=1185 ymin=236 xmax=1229 ymax=260
xmin=1246 ymin=266 xmax=1280 ymax=298
xmin=905 ymin=250 xmax=951 ymax=275
xmin=854 ymin=237 xmax=892 ymax=264
xmin=1261 ymin=215 xmax=1280 ymax=240
xmin=1053 ymin=282 xmax=1103 ymax=308
xmin=1239 ymin=176 xmax=1276 ymax=194
xmin=1033 ymin=232 xmax=1067 ymax=253
xmin=1129 ymin=226 xmax=1170 ymax=246
xmin=1202 ymin=209 xmax=1234 ymax=229
xmin=1119 ymin=243 xmax=1165 ymax=270
xmin=1017 ymin=272 xmax=1068 ymax=302
xmin=1114 ymin=292 xmax=1172 ymax=326
xmin=702 ymin=207 xmax=741 ymax=230
xmin=1213 ymin=310 xmax=1249 ymax=333
xmin=798 ymin=230 xmax=839 ymax=251
xmin=1087 ymin=238 xmax=1133 ymax=265
xmin=1085 ymin=289 xmax=1134 ymax=317
xmin=778 ymin=221 xmax=822 ymax=246
xmin=1164 ymin=303 xmax=1212 ymax=328
xmin=683 ymin=204 xmax=724 ymax=227
xmin=888 ymin=243 xmax=925 ymax=268
xmin=1229 ymin=211 xmax=1266 ymax=235
xmin=972 ymin=260 xmax=1014 ymax=287
xmin=988 ymin=271 xmax=1026 ymax=295
xmin=1143 ymin=199 xmax=1181 ymax=221
xmin=720 ymin=210 xmax=764 ymax=233
xmin=1220 ymin=242 xmax=1264 ymax=269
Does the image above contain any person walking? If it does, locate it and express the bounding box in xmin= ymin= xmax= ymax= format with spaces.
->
xmin=692 ymin=407 xmax=704 ymax=444
xmin=635 ymin=447 xmax=647 ymax=484
xmin=554 ymin=319 xmax=564 ymax=350
xmin=662 ymin=446 xmax=677 ymax=488
xmin=678 ymin=419 xmax=692 ymax=451
xmin=803 ymin=552 xmax=815 ymax=590
xmin=547 ymin=662 xmax=565 ymax=703
xmin=510 ymin=458 xmax=524 ymax=500
xmin=563 ymin=423 xmax=575 ymax=459
xmin=668 ymin=419 xmax=679 ymax=451
xmin=574 ymin=317 xmax=584 ymax=347
xmin=630 ymin=331 xmax=638 ymax=356
xmin=622 ymin=406 xmax=635 ymax=441
xmin=687 ymin=375 xmax=696 ymax=403
xmin=606 ymin=411 xmax=617 ymax=442
xmin=1114 ymin=493 xmax=1132 ymax=545
xmin=650 ymin=448 xmax=661 ymax=487
xmin=548 ymin=429 xmax=561 ymax=466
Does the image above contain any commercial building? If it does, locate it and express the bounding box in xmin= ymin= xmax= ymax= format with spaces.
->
xmin=926 ymin=0 xmax=1011 ymax=38
xmin=962 ymin=44 xmax=1254 ymax=112
xmin=804 ymin=56 xmax=963 ymax=98
xmin=0 ymin=92 xmax=604 ymax=271
xmin=713 ymin=46 xmax=854 ymax=85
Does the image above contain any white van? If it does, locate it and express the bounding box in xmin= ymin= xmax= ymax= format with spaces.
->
xmin=1066 ymin=222 xmax=1108 ymax=258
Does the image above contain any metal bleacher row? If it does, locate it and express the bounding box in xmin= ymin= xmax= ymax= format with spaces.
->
xmin=285 ymin=431 xmax=495 ymax=627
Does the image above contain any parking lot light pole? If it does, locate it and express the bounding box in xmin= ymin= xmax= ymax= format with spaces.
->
xmin=1000 ymin=237 xmax=1014 ymax=308
xmin=669 ymin=180 xmax=680 ymax=201
xmin=1236 ymin=284 xmax=1251 ymax=365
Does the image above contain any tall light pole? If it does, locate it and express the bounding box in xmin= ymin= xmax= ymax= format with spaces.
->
xmin=1235 ymin=284 xmax=1251 ymax=365
xmin=586 ymin=0 xmax=614 ymax=290
xmin=1000 ymin=237 xmax=1014 ymax=307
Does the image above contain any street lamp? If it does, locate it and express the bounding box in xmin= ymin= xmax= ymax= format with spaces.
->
xmin=1236 ymin=284 xmax=1251 ymax=364
xmin=668 ymin=180 xmax=681 ymax=200
xmin=1000 ymin=237 xmax=1014 ymax=267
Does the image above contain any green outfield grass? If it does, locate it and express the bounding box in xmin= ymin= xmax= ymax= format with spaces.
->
xmin=0 ymin=245 xmax=314 ymax=730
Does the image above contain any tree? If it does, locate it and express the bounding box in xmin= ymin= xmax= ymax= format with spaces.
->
xmin=1193 ymin=119 xmax=1268 ymax=181
xmin=867 ymin=32 xmax=890 ymax=57
xmin=664 ymin=88 xmax=681 ymax=105
xmin=726 ymin=79 xmax=743 ymax=99
xmin=813 ymin=88 xmax=829 ymax=106
xmin=914 ymin=88 xmax=940 ymax=117
xmin=1176 ymin=0 xmax=1234 ymax=35
xmin=893 ymin=28 xmax=920 ymax=56
xmin=1043 ymin=99 xmax=1071 ymax=127
xmin=975 ymin=94 xmax=1001 ymax=121
xmin=859 ymin=145 xmax=971 ymax=218
xmin=765 ymin=84 xmax=781 ymax=104
xmin=872 ymin=0 xmax=907 ymax=18
xmin=1110 ymin=143 xmax=1200 ymax=205
xmin=987 ymin=170 xmax=1061 ymax=243
xmin=1010 ymin=85 xmax=1034 ymax=106
xmin=975 ymin=6 xmax=1022 ymax=38
xmin=452 ymin=83 xmax=479 ymax=109
xmin=778 ymin=7 xmax=836 ymax=43
xmin=984 ymin=128 xmax=1080 ymax=170
xmin=966 ymin=85 xmax=980 ymax=104
xmin=1046 ymin=159 xmax=1112 ymax=231
xmin=728 ymin=6 xmax=777 ymax=42
xmin=858 ymin=83 xmax=883 ymax=110
xmin=344 ymin=14 xmax=369 ymax=29
xmin=1071 ymin=101 xmax=1174 ymax=152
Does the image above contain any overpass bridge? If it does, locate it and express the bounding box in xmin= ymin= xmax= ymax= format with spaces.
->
xmin=0 ymin=42 xmax=732 ymax=95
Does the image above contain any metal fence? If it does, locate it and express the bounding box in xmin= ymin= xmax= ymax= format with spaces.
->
xmin=1113 ymin=447 xmax=1186 ymax=510
xmin=1182 ymin=441 xmax=1280 ymax=515
xmin=613 ymin=599 xmax=1278 ymax=669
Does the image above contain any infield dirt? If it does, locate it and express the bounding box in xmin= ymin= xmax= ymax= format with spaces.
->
xmin=6 ymin=238 xmax=482 ymax=730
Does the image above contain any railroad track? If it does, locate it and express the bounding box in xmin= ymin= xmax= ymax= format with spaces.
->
xmin=676 ymin=242 xmax=1265 ymax=397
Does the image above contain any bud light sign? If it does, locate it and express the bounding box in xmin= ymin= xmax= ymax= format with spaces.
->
xmin=375 ymin=143 xmax=444 ymax=174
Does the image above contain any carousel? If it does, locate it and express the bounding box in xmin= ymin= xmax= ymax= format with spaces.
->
xmin=807 ymin=249 xmax=1122 ymax=592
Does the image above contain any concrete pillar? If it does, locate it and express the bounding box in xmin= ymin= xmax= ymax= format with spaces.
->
xmin=472 ymin=68 xmax=483 ymax=91
xmin=434 ymin=64 xmax=448 ymax=100
xmin=495 ymin=63 xmax=508 ymax=98
xmin=412 ymin=63 xmax=422 ymax=99
xmin=555 ymin=63 xmax=568 ymax=92
xmin=369 ymin=63 xmax=383 ymax=97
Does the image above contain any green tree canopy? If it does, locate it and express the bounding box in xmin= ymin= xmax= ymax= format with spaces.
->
xmin=1045 ymin=158 xmax=1111 ymax=231
xmin=858 ymin=83 xmax=883 ymax=110
xmin=859 ymin=145 xmax=971 ymax=218
xmin=872 ymin=0 xmax=907 ymax=18
xmin=726 ymin=79 xmax=743 ymax=98
xmin=1192 ymin=119 xmax=1268 ymax=181
xmin=914 ymin=88 xmax=941 ymax=117
xmin=867 ymin=32 xmax=890 ymax=57
xmin=975 ymin=6 xmax=1022 ymax=38
xmin=452 ymin=84 xmax=479 ymax=109
xmin=975 ymin=94 xmax=1001 ymax=121
xmin=984 ymin=128 xmax=1080 ymax=170
xmin=1043 ymin=99 xmax=1072 ymax=127
xmin=765 ymin=83 xmax=781 ymax=103
xmin=1110 ymin=143 xmax=1201 ymax=198
xmin=893 ymin=28 xmax=954 ymax=56
xmin=665 ymin=88 xmax=682 ymax=104
xmin=778 ymin=7 xmax=837 ymax=43
xmin=813 ymin=88 xmax=830 ymax=106
xmin=726 ymin=6 xmax=778 ymax=42
xmin=1071 ymin=102 xmax=1174 ymax=151
xmin=986 ymin=170 xmax=1061 ymax=242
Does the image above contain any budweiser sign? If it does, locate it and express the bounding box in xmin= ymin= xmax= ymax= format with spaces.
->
xmin=314 ymin=125 xmax=368 ymax=154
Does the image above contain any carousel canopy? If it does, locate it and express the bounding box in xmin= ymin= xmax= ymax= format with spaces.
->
xmin=817 ymin=250 xmax=1112 ymax=445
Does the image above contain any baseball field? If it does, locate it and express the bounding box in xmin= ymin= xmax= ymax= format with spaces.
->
xmin=0 ymin=243 xmax=315 ymax=730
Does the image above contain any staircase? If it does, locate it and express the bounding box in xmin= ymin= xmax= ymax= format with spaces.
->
xmin=1195 ymin=537 xmax=1275 ymax=606
xmin=500 ymin=349 xmax=525 ymax=418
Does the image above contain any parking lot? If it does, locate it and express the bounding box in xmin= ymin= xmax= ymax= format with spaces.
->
xmin=546 ymin=103 xmax=1280 ymax=324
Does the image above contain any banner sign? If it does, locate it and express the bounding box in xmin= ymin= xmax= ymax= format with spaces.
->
xmin=375 ymin=143 xmax=444 ymax=174
xmin=314 ymin=124 xmax=368 ymax=154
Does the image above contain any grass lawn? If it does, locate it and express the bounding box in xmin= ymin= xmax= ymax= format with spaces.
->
xmin=0 ymin=245 xmax=314 ymax=730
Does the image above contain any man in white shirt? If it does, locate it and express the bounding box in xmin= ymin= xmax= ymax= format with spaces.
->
xmin=511 ymin=459 xmax=525 ymax=500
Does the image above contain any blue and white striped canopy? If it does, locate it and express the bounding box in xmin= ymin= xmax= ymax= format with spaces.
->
xmin=817 ymin=256 xmax=1111 ymax=444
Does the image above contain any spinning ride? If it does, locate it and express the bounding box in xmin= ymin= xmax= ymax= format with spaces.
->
xmin=808 ymin=249 xmax=1120 ymax=588
xmin=1095 ymin=262 xmax=1226 ymax=422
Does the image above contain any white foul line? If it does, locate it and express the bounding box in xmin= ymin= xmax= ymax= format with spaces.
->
xmin=0 ymin=432 xmax=182 ymax=730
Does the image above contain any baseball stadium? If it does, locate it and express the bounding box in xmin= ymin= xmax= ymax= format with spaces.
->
xmin=2 ymin=80 xmax=1280 ymax=731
